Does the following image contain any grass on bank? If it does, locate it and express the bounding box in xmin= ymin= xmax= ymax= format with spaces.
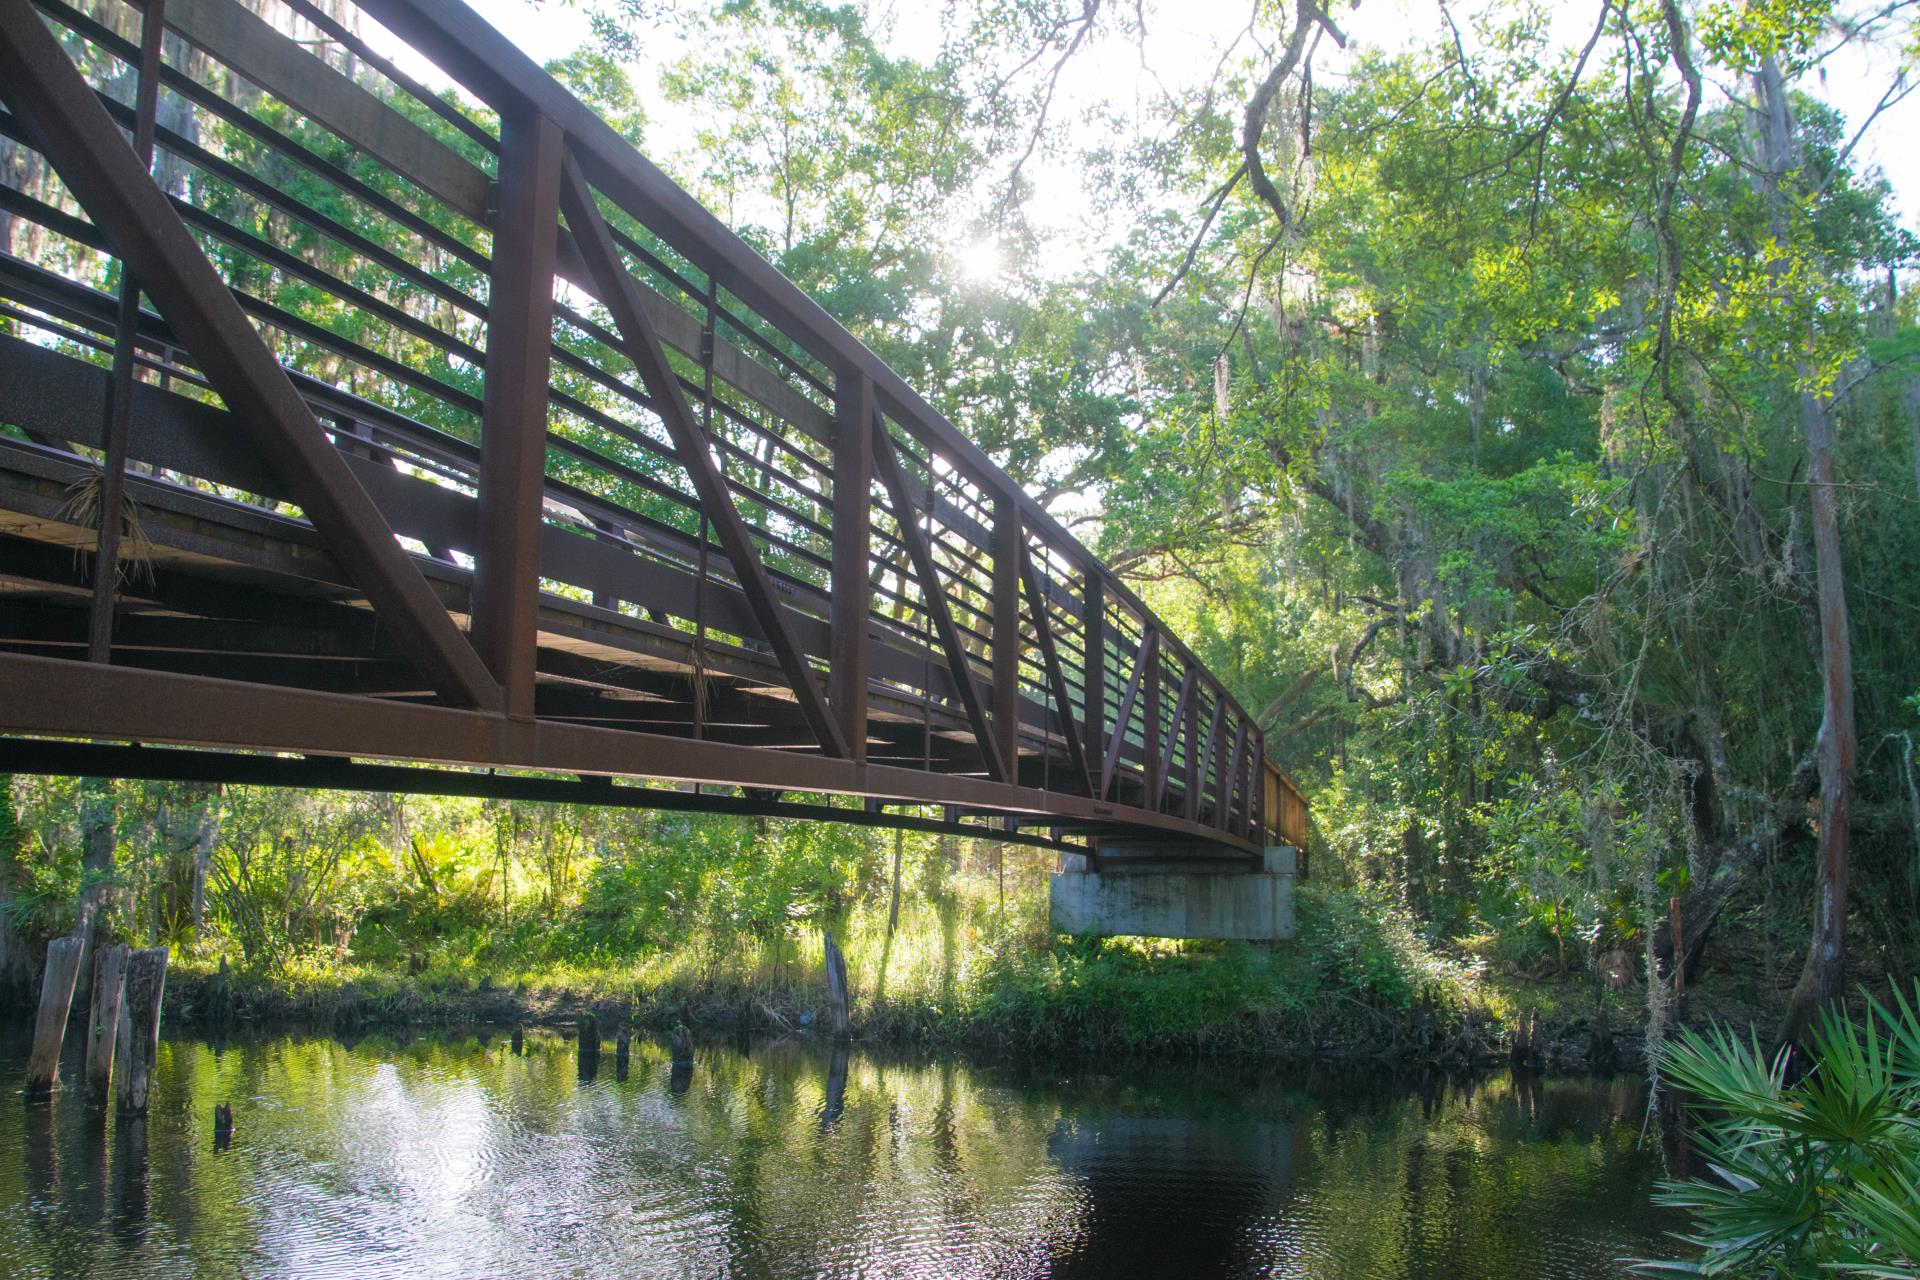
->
xmin=165 ymin=879 xmax=1510 ymax=1060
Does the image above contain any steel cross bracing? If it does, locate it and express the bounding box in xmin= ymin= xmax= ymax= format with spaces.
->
xmin=0 ymin=0 xmax=1309 ymax=857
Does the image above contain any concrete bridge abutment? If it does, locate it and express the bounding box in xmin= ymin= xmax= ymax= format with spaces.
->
xmin=1049 ymin=845 xmax=1297 ymax=941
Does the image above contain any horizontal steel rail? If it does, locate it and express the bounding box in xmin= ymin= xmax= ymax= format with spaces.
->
xmin=0 ymin=0 xmax=1309 ymax=854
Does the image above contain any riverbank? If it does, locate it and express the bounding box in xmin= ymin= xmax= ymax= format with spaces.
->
xmin=143 ymin=884 xmax=1787 ymax=1073
xmin=157 ymin=959 xmax=1771 ymax=1074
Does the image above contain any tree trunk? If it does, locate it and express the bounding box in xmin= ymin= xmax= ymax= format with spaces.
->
xmin=1781 ymin=388 xmax=1857 ymax=1045
xmin=74 ymin=778 xmax=117 ymax=968
xmin=886 ymin=826 xmax=904 ymax=938
xmin=191 ymin=805 xmax=219 ymax=933
xmin=1752 ymin=58 xmax=1860 ymax=1046
xmin=822 ymin=929 xmax=851 ymax=1040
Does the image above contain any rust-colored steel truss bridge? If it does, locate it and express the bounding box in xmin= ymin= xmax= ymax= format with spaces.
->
xmin=0 ymin=0 xmax=1307 ymax=858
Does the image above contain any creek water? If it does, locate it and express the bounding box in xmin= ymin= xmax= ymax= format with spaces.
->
xmin=0 ymin=1024 xmax=1683 ymax=1278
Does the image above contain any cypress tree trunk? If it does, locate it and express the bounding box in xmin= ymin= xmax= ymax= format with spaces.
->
xmin=74 ymin=777 xmax=117 ymax=975
xmin=1754 ymin=57 xmax=1859 ymax=1045
xmin=191 ymin=803 xmax=219 ymax=934
xmin=1781 ymin=388 xmax=1856 ymax=1045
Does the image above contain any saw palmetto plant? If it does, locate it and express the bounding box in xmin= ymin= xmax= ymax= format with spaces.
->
xmin=1640 ymin=985 xmax=1920 ymax=1277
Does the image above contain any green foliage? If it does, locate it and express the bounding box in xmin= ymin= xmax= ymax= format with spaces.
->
xmin=1295 ymin=883 xmax=1484 ymax=1014
xmin=1645 ymin=986 xmax=1920 ymax=1276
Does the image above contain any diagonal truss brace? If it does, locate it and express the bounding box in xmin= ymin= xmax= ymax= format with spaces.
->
xmin=556 ymin=153 xmax=847 ymax=758
xmin=0 ymin=0 xmax=499 ymax=709
xmin=1153 ymin=663 xmax=1196 ymax=812
xmin=1100 ymin=626 xmax=1158 ymax=801
xmin=867 ymin=419 xmax=1010 ymax=783
xmin=1019 ymin=545 xmax=1091 ymax=794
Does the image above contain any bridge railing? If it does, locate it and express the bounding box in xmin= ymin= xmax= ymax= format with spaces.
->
xmin=0 ymin=0 xmax=1295 ymax=849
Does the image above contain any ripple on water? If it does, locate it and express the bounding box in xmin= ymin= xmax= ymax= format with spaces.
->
xmin=0 ymin=1029 xmax=1678 ymax=1279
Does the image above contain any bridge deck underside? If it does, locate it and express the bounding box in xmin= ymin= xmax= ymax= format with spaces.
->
xmin=0 ymin=0 xmax=1303 ymax=857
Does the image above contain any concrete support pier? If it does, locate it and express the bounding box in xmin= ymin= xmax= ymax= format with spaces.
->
xmin=1050 ymin=845 xmax=1297 ymax=940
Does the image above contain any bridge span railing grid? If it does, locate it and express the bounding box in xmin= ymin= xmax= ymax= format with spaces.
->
xmin=0 ymin=0 xmax=1308 ymax=858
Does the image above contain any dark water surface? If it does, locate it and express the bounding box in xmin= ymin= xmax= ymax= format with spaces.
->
xmin=0 ymin=1025 xmax=1680 ymax=1278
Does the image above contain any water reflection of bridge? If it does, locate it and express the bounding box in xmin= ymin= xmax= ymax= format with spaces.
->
xmin=0 ymin=0 xmax=1307 ymax=861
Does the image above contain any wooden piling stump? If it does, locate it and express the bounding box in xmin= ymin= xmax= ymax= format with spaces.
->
xmin=85 ymin=942 xmax=130 ymax=1105
xmin=615 ymin=1028 xmax=631 ymax=1081
xmin=510 ymin=1024 xmax=524 ymax=1055
xmin=822 ymin=930 xmax=850 ymax=1041
xmin=115 ymin=947 xmax=168 ymax=1114
xmin=577 ymin=1013 xmax=599 ymax=1080
xmin=206 ymin=955 xmax=233 ymax=1026
xmin=27 ymin=936 xmax=85 ymax=1097
xmin=670 ymin=1023 xmax=693 ymax=1068
xmin=213 ymin=1103 xmax=233 ymax=1150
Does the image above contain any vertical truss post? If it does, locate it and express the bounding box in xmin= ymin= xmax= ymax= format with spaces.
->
xmin=1082 ymin=571 xmax=1105 ymax=794
xmin=1252 ymin=727 xmax=1267 ymax=844
xmin=990 ymin=492 xmax=1021 ymax=780
xmin=1210 ymin=695 xmax=1230 ymax=831
xmin=1142 ymin=636 xmax=1163 ymax=809
xmin=830 ymin=371 xmax=874 ymax=763
xmin=87 ymin=0 xmax=166 ymax=663
xmin=472 ymin=108 xmax=562 ymax=719
xmin=1182 ymin=675 xmax=1204 ymax=822
xmin=1231 ymin=715 xmax=1251 ymax=839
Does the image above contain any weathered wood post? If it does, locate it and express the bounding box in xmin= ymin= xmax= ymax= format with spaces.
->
xmin=85 ymin=942 xmax=130 ymax=1104
xmin=614 ymin=1027 xmax=631 ymax=1081
xmin=510 ymin=1023 xmax=524 ymax=1055
xmin=114 ymin=947 xmax=167 ymax=1114
xmin=27 ymin=936 xmax=84 ymax=1097
xmin=112 ymin=1113 xmax=149 ymax=1239
xmin=822 ymin=930 xmax=850 ymax=1041
xmin=820 ymin=1042 xmax=849 ymax=1129
xmin=576 ymin=1012 xmax=599 ymax=1081
xmin=212 ymin=1103 xmax=233 ymax=1150
xmin=669 ymin=1023 xmax=693 ymax=1093
xmin=205 ymin=955 xmax=232 ymax=1027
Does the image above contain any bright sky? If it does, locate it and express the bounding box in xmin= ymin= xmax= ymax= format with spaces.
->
xmin=438 ymin=0 xmax=1918 ymax=247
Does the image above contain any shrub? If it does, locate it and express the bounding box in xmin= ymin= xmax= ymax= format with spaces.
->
xmin=1643 ymin=984 xmax=1920 ymax=1277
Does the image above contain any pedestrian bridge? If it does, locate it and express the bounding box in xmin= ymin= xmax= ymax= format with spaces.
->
xmin=0 ymin=0 xmax=1308 ymax=866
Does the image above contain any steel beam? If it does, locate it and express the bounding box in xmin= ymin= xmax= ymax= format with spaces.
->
xmin=0 ymin=653 xmax=1262 ymax=851
xmin=87 ymin=0 xmax=166 ymax=665
xmin=990 ymin=493 xmax=1021 ymax=777
xmin=1211 ymin=696 xmax=1231 ymax=832
xmin=829 ymin=371 xmax=874 ymax=762
xmin=0 ymin=739 xmax=1083 ymax=853
xmin=1142 ymin=632 xmax=1162 ymax=809
xmin=1083 ymin=570 xmax=1105 ymax=789
xmin=473 ymin=108 xmax=561 ymax=719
